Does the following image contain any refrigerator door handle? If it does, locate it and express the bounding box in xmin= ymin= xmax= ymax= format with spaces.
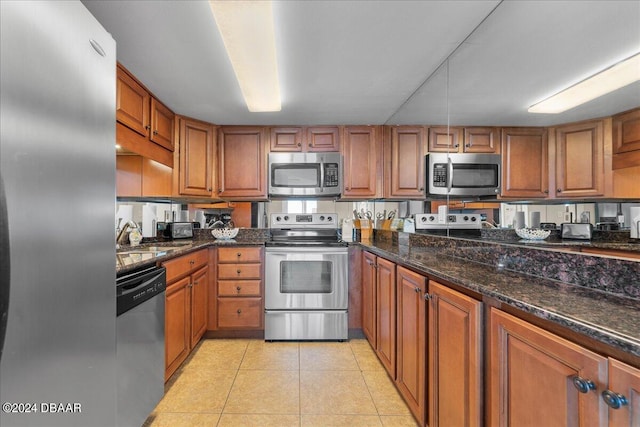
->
xmin=0 ymin=174 xmax=10 ymax=361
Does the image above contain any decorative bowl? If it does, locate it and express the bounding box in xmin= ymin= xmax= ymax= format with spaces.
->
xmin=515 ymin=228 xmax=551 ymax=240
xmin=211 ymin=227 xmax=239 ymax=240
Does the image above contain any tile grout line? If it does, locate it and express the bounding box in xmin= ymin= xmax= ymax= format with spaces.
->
xmin=215 ymin=340 xmax=250 ymax=427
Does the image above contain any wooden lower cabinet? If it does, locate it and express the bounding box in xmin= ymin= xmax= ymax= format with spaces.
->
xmin=361 ymin=251 xmax=377 ymax=347
xmin=489 ymin=308 xmax=608 ymax=426
xmin=214 ymin=246 xmax=264 ymax=330
xmin=396 ymin=266 xmax=427 ymax=425
xmin=162 ymin=249 xmax=209 ymax=381
xmin=606 ymin=358 xmax=640 ymax=427
xmin=376 ymin=257 xmax=396 ymax=378
xmin=428 ymin=280 xmax=482 ymax=427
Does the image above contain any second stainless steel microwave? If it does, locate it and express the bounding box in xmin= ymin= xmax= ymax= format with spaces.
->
xmin=426 ymin=153 xmax=501 ymax=197
xmin=268 ymin=152 xmax=342 ymax=197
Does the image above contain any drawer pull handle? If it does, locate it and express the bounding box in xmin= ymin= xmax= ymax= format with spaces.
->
xmin=237 ymin=309 xmax=242 ymax=314
xmin=414 ymin=287 xmax=421 ymax=293
xmin=602 ymin=390 xmax=628 ymax=409
xmin=236 ymin=286 xmax=242 ymax=292
xmin=572 ymin=376 xmax=596 ymax=393
xmin=423 ymin=293 xmax=432 ymax=301
xmin=189 ymin=260 xmax=195 ymax=265
xmin=237 ymin=252 xmax=242 ymax=257
xmin=236 ymin=269 xmax=241 ymax=275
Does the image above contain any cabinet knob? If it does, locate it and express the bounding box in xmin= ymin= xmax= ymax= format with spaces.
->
xmin=218 ymin=188 xmax=222 ymax=193
xmin=423 ymin=293 xmax=432 ymax=301
xmin=145 ymin=125 xmax=151 ymax=130
xmin=237 ymin=309 xmax=242 ymax=314
xmin=236 ymin=269 xmax=241 ymax=275
xmin=414 ymin=287 xmax=421 ymax=293
xmin=465 ymin=143 xmax=470 ymax=147
xmin=189 ymin=260 xmax=195 ymax=265
xmin=571 ymin=376 xmax=596 ymax=394
xmin=454 ymin=144 xmax=459 ymax=148
xmin=153 ymin=130 xmax=158 ymax=135
xmin=557 ymin=188 xmax=562 ymax=193
xmin=297 ymin=143 xmax=301 ymax=147
xmin=544 ymin=189 xmax=549 ymax=194
xmin=345 ymin=187 xmax=350 ymax=191
xmin=236 ymin=286 xmax=242 ymax=292
xmin=208 ymin=187 xmax=212 ymax=192
xmin=237 ymin=252 xmax=242 ymax=257
xmin=602 ymin=390 xmax=628 ymax=409
xmin=419 ymin=187 xmax=424 ymax=192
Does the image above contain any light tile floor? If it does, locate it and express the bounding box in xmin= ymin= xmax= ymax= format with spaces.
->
xmin=144 ymin=339 xmax=418 ymax=427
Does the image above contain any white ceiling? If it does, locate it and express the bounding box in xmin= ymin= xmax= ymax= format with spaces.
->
xmin=83 ymin=0 xmax=640 ymax=127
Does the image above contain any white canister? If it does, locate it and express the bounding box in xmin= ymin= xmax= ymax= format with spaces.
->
xmin=630 ymin=207 xmax=640 ymax=239
xmin=341 ymin=219 xmax=354 ymax=242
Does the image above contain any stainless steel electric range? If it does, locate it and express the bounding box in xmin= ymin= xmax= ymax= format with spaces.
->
xmin=264 ymin=213 xmax=348 ymax=341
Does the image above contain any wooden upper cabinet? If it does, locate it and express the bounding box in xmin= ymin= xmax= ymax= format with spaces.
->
xmin=116 ymin=64 xmax=175 ymax=167
xmin=612 ymin=107 xmax=640 ymax=169
xmin=501 ymin=127 xmax=549 ymax=198
xmin=342 ymin=125 xmax=382 ymax=199
xmin=269 ymin=126 xmax=339 ymax=152
xmin=270 ymin=127 xmax=303 ymax=151
xmin=116 ymin=65 xmax=150 ymax=137
xmin=385 ymin=126 xmax=427 ymax=199
xmin=428 ymin=281 xmax=482 ymax=427
xmin=218 ymin=126 xmax=268 ymax=200
xmin=150 ymin=97 xmax=175 ymax=151
xmin=489 ymin=308 xmax=607 ymax=427
xmin=116 ymin=155 xmax=172 ymax=198
xmin=428 ymin=126 xmax=463 ymax=152
xmin=554 ymin=119 xmax=604 ymax=198
xmin=464 ymin=127 xmax=500 ymax=153
xmin=178 ymin=117 xmax=215 ymax=197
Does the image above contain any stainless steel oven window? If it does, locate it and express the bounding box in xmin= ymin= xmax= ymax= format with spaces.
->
xmin=280 ymin=260 xmax=333 ymax=293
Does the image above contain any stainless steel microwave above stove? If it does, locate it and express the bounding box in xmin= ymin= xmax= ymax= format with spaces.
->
xmin=268 ymin=152 xmax=342 ymax=197
xmin=427 ymin=153 xmax=501 ymax=197
xmin=265 ymin=213 xmax=348 ymax=341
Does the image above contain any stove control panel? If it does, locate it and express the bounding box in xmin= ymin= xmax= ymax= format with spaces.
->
xmin=415 ymin=213 xmax=481 ymax=229
xmin=270 ymin=213 xmax=338 ymax=229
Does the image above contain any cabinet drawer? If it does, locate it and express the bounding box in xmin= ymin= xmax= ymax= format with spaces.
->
xmin=217 ymin=263 xmax=262 ymax=280
xmin=218 ymin=247 xmax=262 ymax=263
xmin=217 ymin=298 xmax=263 ymax=329
xmin=218 ymin=280 xmax=262 ymax=297
xmin=162 ymin=249 xmax=208 ymax=282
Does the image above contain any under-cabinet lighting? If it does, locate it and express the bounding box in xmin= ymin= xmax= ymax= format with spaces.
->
xmin=209 ymin=0 xmax=281 ymax=112
xmin=528 ymin=52 xmax=640 ymax=114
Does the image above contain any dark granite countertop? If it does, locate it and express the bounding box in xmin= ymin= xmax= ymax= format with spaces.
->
xmin=116 ymin=238 xmax=267 ymax=274
xmin=358 ymin=239 xmax=640 ymax=360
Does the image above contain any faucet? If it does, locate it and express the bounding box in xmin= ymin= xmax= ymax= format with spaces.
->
xmin=116 ymin=220 xmax=138 ymax=247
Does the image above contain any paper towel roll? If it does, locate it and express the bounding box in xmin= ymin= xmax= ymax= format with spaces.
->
xmin=630 ymin=207 xmax=640 ymax=239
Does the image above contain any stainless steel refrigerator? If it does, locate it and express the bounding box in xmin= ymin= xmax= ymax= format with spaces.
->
xmin=1 ymin=2 xmax=117 ymax=426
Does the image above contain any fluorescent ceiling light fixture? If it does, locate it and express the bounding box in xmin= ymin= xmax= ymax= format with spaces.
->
xmin=209 ymin=0 xmax=281 ymax=112
xmin=528 ymin=52 xmax=640 ymax=114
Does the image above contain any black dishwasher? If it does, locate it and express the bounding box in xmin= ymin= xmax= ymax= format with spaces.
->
xmin=116 ymin=265 xmax=166 ymax=427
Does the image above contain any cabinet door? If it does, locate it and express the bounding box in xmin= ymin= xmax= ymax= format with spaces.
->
xmin=489 ymin=308 xmax=607 ymax=427
xmin=464 ymin=127 xmax=499 ymax=153
xmin=179 ymin=118 xmax=215 ymax=197
xmin=429 ymin=281 xmax=482 ymax=427
xmin=612 ymin=108 xmax=640 ymax=169
xmin=606 ymin=358 xmax=640 ymax=427
xmin=361 ymin=251 xmax=377 ymax=347
xmin=376 ymin=257 xmax=396 ymax=378
xmin=218 ymin=127 xmax=267 ymax=199
xmin=116 ymin=64 xmax=149 ymax=138
xmin=396 ymin=267 xmax=427 ymax=426
xmin=190 ymin=266 xmax=208 ymax=348
xmin=150 ymin=97 xmax=175 ymax=151
xmin=342 ymin=126 xmax=382 ymax=198
xmin=387 ymin=126 xmax=427 ymax=199
xmin=428 ymin=126 xmax=463 ymax=152
xmin=501 ymin=127 xmax=549 ymax=198
xmin=555 ymin=120 xmax=604 ymax=198
xmin=306 ymin=126 xmax=340 ymax=151
xmin=270 ymin=127 xmax=303 ymax=152
xmin=165 ymin=276 xmax=190 ymax=381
